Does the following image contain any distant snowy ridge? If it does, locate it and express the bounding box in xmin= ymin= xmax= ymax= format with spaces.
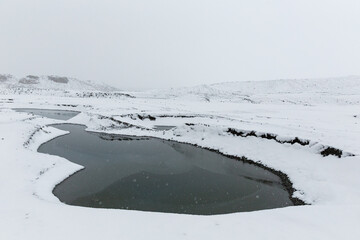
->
xmin=209 ymin=76 xmax=360 ymax=94
xmin=138 ymin=76 xmax=360 ymax=105
xmin=0 ymin=74 xmax=118 ymax=92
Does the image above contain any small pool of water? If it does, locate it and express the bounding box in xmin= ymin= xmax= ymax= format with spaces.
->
xmin=153 ymin=125 xmax=176 ymax=131
xmin=38 ymin=124 xmax=293 ymax=215
xmin=14 ymin=108 xmax=79 ymax=120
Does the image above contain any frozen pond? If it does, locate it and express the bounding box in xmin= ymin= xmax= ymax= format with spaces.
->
xmin=14 ymin=108 xmax=79 ymax=120
xmin=38 ymin=124 xmax=293 ymax=215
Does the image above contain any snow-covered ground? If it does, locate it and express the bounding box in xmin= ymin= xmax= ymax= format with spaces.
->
xmin=0 ymin=76 xmax=360 ymax=239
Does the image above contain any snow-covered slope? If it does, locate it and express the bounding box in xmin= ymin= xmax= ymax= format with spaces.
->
xmin=0 ymin=74 xmax=118 ymax=92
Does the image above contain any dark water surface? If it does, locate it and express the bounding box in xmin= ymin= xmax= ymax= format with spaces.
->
xmin=15 ymin=108 xmax=79 ymax=120
xmin=39 ymin=124 xmax=293 ymax=215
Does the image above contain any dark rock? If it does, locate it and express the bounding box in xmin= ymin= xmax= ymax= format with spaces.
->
xmin=0 ymin=74 xmax=11 ymax=82
xmin=26 ymin=75 xmax=39 ymax=80
xmin=48 ymin=76 xmax=69 ymax=83
xmin=19 ymin=77 xmax=39 ymax=84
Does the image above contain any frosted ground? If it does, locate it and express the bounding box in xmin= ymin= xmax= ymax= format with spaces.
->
xmin=0 ymin=75 xmax=360 ymax=239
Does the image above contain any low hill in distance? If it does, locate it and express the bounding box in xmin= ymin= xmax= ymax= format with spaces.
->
xmin=0 ymin=74 xmax=118 ymax=92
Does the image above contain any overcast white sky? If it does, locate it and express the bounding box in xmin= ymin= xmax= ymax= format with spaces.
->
xmin=1 ymin=0 xmax=360 ymax=90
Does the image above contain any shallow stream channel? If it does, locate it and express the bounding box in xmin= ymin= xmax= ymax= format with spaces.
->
xmin=21 ymin=108 xmax=295 ymax=215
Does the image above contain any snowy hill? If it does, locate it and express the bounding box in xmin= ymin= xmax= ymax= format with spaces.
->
xmin=0 ymin=74 xmax=118 ymax=92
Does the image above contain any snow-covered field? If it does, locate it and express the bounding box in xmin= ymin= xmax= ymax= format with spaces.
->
xmin=1 ymin=76 xmax=360 ymax=239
